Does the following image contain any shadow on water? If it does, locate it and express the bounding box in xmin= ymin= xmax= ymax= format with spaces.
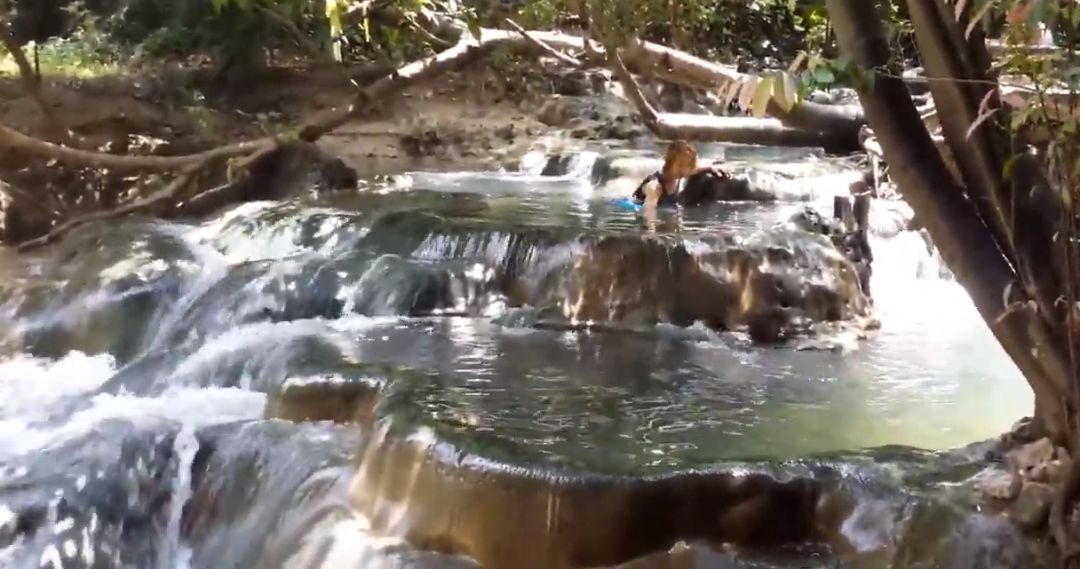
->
xmin=0 ymin=144 xmax=1042 ymax=568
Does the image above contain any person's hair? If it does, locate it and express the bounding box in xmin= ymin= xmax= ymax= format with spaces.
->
xmin=663 ymin=140 xmax=698 ymax=170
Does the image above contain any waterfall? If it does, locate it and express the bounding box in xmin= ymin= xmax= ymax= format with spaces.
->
xmin=161 ymin=423 xmax=198 ymax=569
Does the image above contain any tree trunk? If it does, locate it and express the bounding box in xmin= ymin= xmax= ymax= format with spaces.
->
xmin=825 ymin=0 xmax=1075 ymax=446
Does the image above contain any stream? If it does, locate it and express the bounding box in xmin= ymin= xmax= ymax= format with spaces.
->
xmin=0 ymin=142 xmax=1044 ymax=568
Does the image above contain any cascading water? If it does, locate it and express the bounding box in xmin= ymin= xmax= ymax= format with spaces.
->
xmin=0 ymin=143 xmax=1043 ymax=568
xmin=160 ymin=424 xmax=197 ymax=569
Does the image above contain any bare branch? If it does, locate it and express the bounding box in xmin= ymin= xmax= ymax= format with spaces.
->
xmin=609 ymin=50 xmax=661 ymax=127
xmin=3 ymin=26 xmax=873 ymax=249
xmin=16 ymin=159 xmax=215 ymax=251
xmin=0 ymin=121 xmax=273 ymax=172
xmin=504 ymin=19 xmax=583 ymax=68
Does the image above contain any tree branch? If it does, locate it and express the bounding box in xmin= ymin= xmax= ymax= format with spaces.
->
xmin=0 ymin=122 xmax=272 ymax=171
xmin=15 ymin=159 xmax=215 ymax=251
xmin=504 ymin=18 xmax=583 ymax=68
xmin=619 ymin=38 xmax=866 ymax=138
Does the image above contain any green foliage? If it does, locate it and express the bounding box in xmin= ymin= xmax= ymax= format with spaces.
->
xmin=15 ymin=0 xmax=841 ymax=79
xmin=0 ymin=6 xmax=119 ymax=78
xmin=962 ymin=0 xmax=1080 ymax=193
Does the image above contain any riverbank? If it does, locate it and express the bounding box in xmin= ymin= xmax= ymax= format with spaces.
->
xmin=0 ymin=62 xmax=560 ymax=175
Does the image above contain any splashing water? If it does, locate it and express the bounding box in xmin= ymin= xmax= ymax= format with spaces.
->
xmin=161 ymin=424 xmax=198 ymax=569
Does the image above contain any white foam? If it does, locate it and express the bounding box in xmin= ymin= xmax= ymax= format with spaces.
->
xmin=166 ymin=316 xmax=384 ymax=389
xmin=0 ymin=386 xmax=264 ymax=462
xmin=0 ymin=352 xmax=117 ymax=419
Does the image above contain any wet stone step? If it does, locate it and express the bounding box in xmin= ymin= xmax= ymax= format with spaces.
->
xmin=2 ymin=203 xmax=871 ymax=369
xmin=98 ymin=317 xmax=390 ymax=396
xmin=183 ymin=421 xmax=367 ymax=569
xmin=349 ymin=424 xmax=830 ymax=569
xmin=263 ymin=365 xmax=1049 ymax=568
xmin=0 ymin=222 xmax=210 ymax=363
xmin=358 ymin=210 xmax=871 ymax=341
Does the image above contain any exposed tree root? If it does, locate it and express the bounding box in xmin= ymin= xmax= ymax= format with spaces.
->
xmin=14 ymin=158 xmax=217 ymax=251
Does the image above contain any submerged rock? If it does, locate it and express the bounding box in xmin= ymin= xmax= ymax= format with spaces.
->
xmin=559 ymin=231 xmax=869 ymax=342
xmin=679 ymin=169 xmax=777 ymax=204
xmin=890 ymin=501 xmax=1051 ymax=569
xmin=360 ymin=211 xmax=870 ymax=343
xmin=1009 ymin=481 xmax=1054 ymax=531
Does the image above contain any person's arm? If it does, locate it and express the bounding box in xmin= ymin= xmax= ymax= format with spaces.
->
xmin=641 ymin=180 xmax=662 ymax=231
xmin=641 ymin=180 xmax=663 ymax=209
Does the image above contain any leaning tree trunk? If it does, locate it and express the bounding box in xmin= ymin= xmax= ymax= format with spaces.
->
xmin=824 ymin=0 xmax=1077 ymax=448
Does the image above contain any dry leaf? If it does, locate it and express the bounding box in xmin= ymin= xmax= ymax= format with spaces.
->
xmin=751 ymin=76 xmax=775 ymax=118
xmin=738 ymin=76 xmax=760 ymax=111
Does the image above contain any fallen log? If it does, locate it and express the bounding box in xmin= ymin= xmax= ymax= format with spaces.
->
xmin=619 ymin=39 xmax=866 ymax=141
xmin=611 ymin=52 xmax=853 ymax=151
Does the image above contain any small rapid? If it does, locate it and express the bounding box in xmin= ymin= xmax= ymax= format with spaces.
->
xmin=0 ymin=143 xmax=1038 ymax=568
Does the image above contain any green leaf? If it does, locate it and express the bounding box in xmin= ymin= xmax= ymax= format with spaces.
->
xmin=965 ymin=0 xmax=999 ymax=39
xmin=812 ymin=66 xmax=835 ymax=84
xmin=467 ymin=15 xmax=483 ymax=40
xmin=1003 ymin=153 xmax=1021 ymax=180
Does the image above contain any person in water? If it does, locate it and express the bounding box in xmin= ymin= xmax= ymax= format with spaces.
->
xmin=632 ymin=140 xmax=699 ymax=210
xmin=633 ymin=140 xmax=733 ymax=211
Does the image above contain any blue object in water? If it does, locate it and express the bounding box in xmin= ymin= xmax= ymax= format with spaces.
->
xmin=611 ymin=198 xmax=642 ymax=212
xmin=610 ymin=198 xmax=677 ymax=212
